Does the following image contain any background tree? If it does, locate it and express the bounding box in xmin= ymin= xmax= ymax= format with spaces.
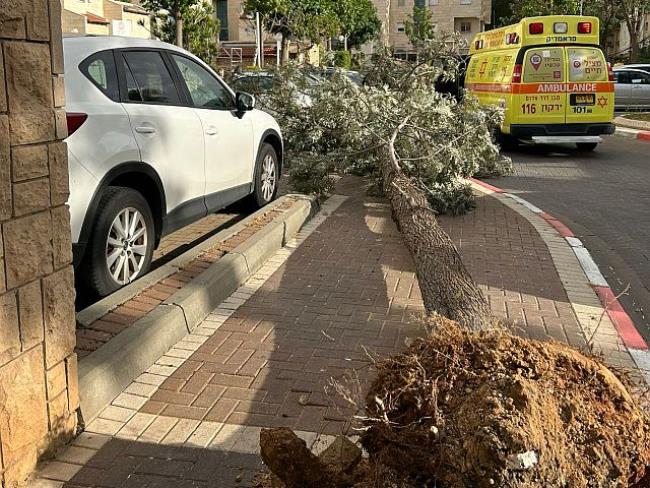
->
xmin=334 ymin=0 xmax=381 ymax=50
xmin=619 ymin=0 xmax=650 ymax=61
xmin=150 ymin=1 xmax=221 ymax=64
xmin=141 ymin=0 xmax=197 ymax=47
xmin=244 ymin=0 xmax=340 ymax=64
xmin=405 ymin=6 xmax=436 ymax=46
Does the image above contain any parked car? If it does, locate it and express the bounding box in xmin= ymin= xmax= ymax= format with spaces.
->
xmin=622 ymin=64 xmax=650 ymax=74
xmin=230 ymin=70 xmax=320 ymax=107
xmin=613 ymin=68 xmax=650 ymax=111
xmin=63 ymin=37 xmax=283 ymax=298
xmin=321 ymin=67 xmax=363 ymax=86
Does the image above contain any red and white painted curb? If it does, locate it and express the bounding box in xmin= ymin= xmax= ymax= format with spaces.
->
xmin=470 ymin=178 xmax=650 ymax=379
xmin=615 ymin=126 xmax=650 ymax=142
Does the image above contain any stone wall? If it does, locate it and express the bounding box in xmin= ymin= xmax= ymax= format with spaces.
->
xmin=0 ymin=0 xmax=78 ymax=486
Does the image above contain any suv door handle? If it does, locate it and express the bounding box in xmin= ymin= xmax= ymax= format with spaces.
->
xmin=205 ymin=127 xmax=218 ymax=136
xmin=135 ymin=126 xmax=156 ymax=134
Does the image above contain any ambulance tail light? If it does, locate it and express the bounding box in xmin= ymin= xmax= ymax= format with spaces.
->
xmin=607 ymin=62 xmax=615 ymax=81
xmin=578 ymin=21 xmax=592 ymax=34
xmin=512 ymin=64 xmax=523 ymax=83
xmin=529 ymin=22 xmax=544 ymax=35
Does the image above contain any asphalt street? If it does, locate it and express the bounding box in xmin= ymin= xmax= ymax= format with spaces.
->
xmin=491 ymin=134 xmax=650 ymax=344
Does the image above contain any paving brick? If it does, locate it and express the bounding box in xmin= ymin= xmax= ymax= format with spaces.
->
xmin=204 ymin=398 xmax=238 ymax=423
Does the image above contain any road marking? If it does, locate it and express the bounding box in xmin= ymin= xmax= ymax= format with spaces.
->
xmin=572 ymin=246 xmax=608 ymax=287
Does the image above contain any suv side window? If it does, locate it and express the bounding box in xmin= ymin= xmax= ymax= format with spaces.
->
xmin=122 ymin=51 xmax=180 ymax=105
xmin=80 ymin=50 xmax=119 ymax=101
xmin=170 ymin=54 xmax=234 ymax=109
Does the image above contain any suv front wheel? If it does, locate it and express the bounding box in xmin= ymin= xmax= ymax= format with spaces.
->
xmin=82 ymin=187 xmax=155 ymax=298
xmin=250 ymin=143 xmax=279 ymax=208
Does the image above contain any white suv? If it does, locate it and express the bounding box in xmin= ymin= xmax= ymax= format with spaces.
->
xmin=64 ymin=37 xmax=283 ymax=298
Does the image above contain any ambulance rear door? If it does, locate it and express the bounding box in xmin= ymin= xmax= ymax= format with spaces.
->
xmin=565 ymin=47 xmax=613 ymax=124
xmin=516 ymin=47 xmax=567 ymax=125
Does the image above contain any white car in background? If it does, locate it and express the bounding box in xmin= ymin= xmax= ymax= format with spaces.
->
xmin=64 ymin=37 xmax=283 ymax=298
xmin=613 ymin=67 xmax=650 ymax=111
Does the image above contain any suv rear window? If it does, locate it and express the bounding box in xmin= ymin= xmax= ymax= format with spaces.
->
xmin=80 ymin=50 xmax=120 ymax=101
xmin=568 ymin=48 xmax=607 ymax=82
xmin=523 ymin=48 xmax=564 ymax=83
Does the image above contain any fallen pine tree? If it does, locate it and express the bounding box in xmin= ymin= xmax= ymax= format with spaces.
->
xmin=246 ymin=39 xmax=650 ymax=488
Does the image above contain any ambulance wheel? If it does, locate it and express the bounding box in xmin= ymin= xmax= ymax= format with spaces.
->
xmin=497 ymin=133 xmax=518 ymax=151
xmin=576 ymin=142 xmax=598 ymax=151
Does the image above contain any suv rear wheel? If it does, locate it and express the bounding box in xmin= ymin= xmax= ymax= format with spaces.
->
xmin=82 ymin=187 xmax=155 ymax=298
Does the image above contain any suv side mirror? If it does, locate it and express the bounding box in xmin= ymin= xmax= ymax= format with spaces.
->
xmin=236 ymin=91 xmax=256 ymax=112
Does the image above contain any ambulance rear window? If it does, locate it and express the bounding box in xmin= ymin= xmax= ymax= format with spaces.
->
xmin=522 ymin=48 xmax=564 ymax=83
xmin=568 ymin=47 xmax=607 ymax=81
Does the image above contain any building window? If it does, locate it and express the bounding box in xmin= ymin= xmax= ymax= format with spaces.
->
xmin=216 ymin=0 xmax=228 ymax=41
xmin=429 ymin=0 xmax=439 ymax=5
xmin=460 ymin=0 xmax=472 ymax=4
xmin=414 ymin=0 xmax=426 ymax=6
xmin=397 ymin=23 xmax=406 ymax=33
xmin=460 ymin=21 xmax=472 ymax=32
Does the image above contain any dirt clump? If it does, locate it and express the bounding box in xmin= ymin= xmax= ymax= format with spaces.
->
xmin=256 ymin=316 xmax=650 ymax=487
xmin=362 ymin=316 xmax=650 ymax=487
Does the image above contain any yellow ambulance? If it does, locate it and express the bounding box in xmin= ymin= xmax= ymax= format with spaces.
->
xmin=465 ymin=16 xmax=615 ymax=151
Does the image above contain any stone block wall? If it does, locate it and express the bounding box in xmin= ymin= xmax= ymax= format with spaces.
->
xmin=0 ymin=1 xmax=78 ymax=486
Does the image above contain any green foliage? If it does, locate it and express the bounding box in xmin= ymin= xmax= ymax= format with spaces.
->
xmin=427 ymin=181 xmax=476 ymax=216
xmin=405 ymin=6 xmax=436 ymax=46
xmin=149 ymin=1 xmax=220 ymax=63
xmin=255 ymin=36 xmax=511 ymax=213
xmin=334 ymin=50 xmax=352 ymax=69
xmin=244 ymin=0 xmax=340 ymax=44
xmin=141 ymin=0 xmax=197 ymax=16
xmin=335 ymin=0 xmax=381 ymax=49
xmin=244 ymin=0 xmax=380 ymax=52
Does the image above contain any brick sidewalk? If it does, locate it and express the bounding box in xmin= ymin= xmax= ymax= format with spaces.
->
xmin=31 ymin=182 xmax=619 ymax=487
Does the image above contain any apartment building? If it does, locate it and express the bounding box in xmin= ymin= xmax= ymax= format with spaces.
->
xmin=62 ymin=0 xmax=151 ymax=38
xmin=375 ymin=0 xmax=491 ymax=52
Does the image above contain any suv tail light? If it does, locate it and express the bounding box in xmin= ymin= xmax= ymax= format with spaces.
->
xmin=512 ymin=64 xmax=523 ymax=83
xmin=66 ymin=112 xmax=88 ymax=136
xmin=529 ymin=22 xmax=544 ymax=35
xmin=607 ymin=62 xmax=615 ymax=81
xmin=578 ymin=22 xmax=592 ymax=34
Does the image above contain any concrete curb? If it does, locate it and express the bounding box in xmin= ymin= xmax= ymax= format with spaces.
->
xmin=468 ymin=177 xmax=650 ymax=385
xmin=613 ymin=119 xmax=650 ymax=142
xmin=78 ymin=195 xmax=318 ymax=422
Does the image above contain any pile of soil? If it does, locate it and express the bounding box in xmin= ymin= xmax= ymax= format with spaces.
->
xmin=257 ymin=316 xmax=650 ymax=487
xmin=361 ymin=316 xmax=650 ymax=487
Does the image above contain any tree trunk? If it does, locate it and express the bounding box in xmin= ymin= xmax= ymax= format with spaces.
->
xmin=281 ymin=34 xmax=290 ymax=65
xmin=629 ymin=29 xmax=640 ymax=62
xmin=175 ymin=12 xmax=183 ymax=48
xmin=380 ymin=122 xmax=491 ymax=330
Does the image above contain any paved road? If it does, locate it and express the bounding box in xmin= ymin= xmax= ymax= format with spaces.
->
xmin=491 ymin=135 xmax=650 ymax=344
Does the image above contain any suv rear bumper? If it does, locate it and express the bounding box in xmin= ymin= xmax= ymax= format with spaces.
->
xmin=509 ymin=123 xmax=615 ymax=139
